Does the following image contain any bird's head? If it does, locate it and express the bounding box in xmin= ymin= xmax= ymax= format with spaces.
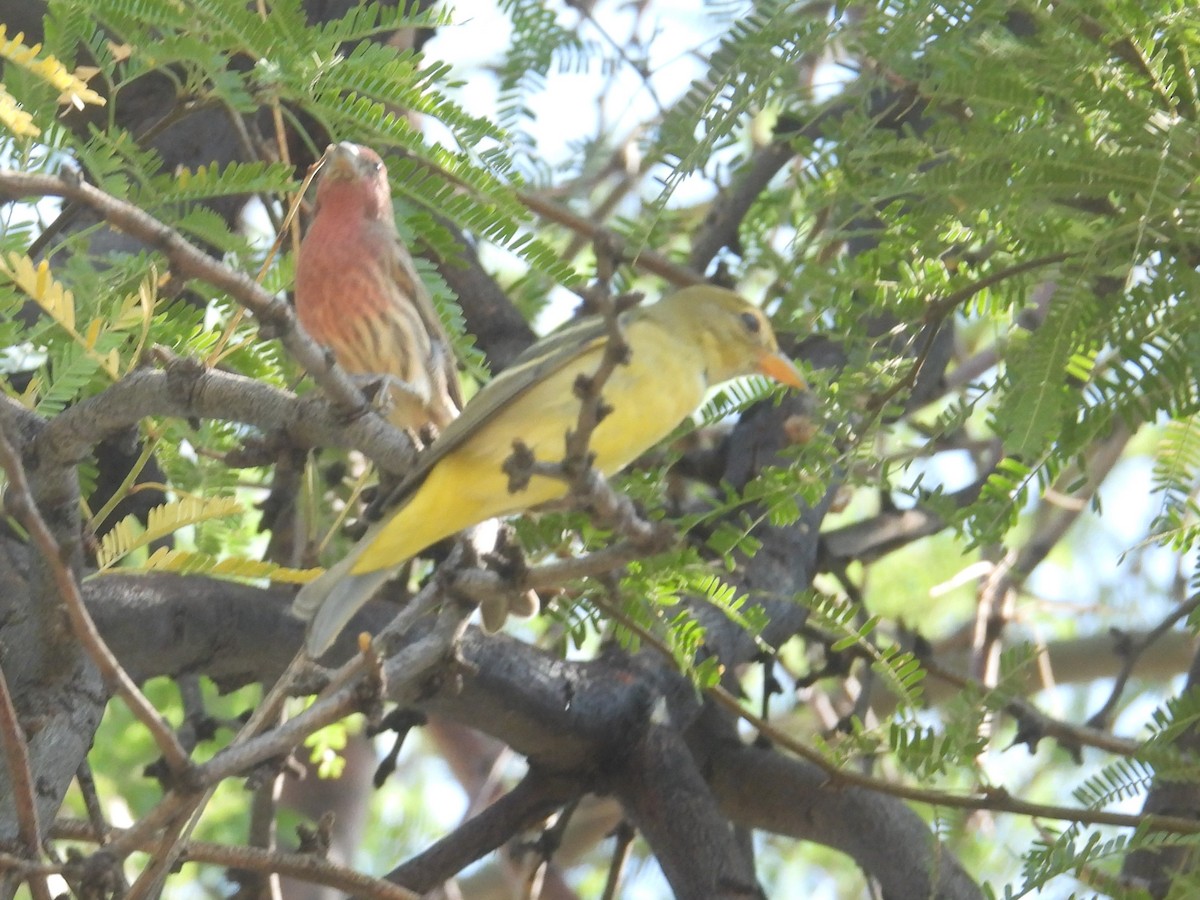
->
xmin=313 ymin=142 xmax=392 ymax=223
xmin=659 ymin=286 xmax=806 ymax=389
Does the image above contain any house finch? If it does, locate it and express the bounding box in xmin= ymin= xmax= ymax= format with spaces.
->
xmin=293 ymin=285 xmax=806 ymax=656
xmin=294 ymin=142 xmax=462 ymax=432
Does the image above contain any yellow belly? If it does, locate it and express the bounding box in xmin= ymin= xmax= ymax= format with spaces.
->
xmin=351 ymin=318 xmax=708 ymax=574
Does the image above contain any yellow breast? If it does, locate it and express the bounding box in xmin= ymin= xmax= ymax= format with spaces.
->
xmin=351 ymin=316 xmax=708 ymax=573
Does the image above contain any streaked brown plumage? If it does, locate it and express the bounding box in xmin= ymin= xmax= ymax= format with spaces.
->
xmin=294 ymin=142 xmax=462 ymax=432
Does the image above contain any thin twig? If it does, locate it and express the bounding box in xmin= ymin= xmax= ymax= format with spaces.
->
xmin=0 ymin=851 xmax=61 ymax=879
xmin=863 ymin=252 xmax=1076 ymax=421
xmin=1088 ymin=592 xmax=1200 ymax=730
xmin=74 ymin=761 xmax=111 ymax=843
xmin=970 ymin=424 xmax=1132 ymax=687
xmin=0 ymin=662 xmax=53 ymax=900
xmin=600 ymin=821 xmax=635 ymax=900
xmin=517 ymin=190 xmax=703 ymax=287
xmin=51 ymin=818 xmax=419 ymax=900
xmin=923 ymin=252 xmax=1075 ymax=321
xmin=126 ymin=815 xmax=193 ymax=900
xmin=246 ymin=735 xmax=285 ymax=900
xmin=563 ymin=289 xmax=634 ymax=467
xmin=451 ymin=536 xmax=679 ymax=614
xmin=521 ymin=796 xmax=580 ymax=897
xmin=916 ymin=657 xmax=1142 ymax=758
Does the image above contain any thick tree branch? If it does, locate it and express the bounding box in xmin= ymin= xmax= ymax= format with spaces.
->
xmin=611 ymin=721 xmax=757 ymax=899
xmin=0 ymin=566 xmax=975 ymax=895
xmin=0 ymin=429 xmax=191 ymax=776
xmin=818 ymin=474 xmax=990 ymax=569
xmin=688 ymin=141 xmax=798 ymax=273
xmin=383 ymin=769 xmax=582 ymax=895
xmin=74 ymin=573 xmax=982 ymax=889
xmin=709 ymin=742 xmax=983 ymax=900
xmin=29 ymin=360 xmax=416 ymax=478
xmin=706 ymin=686 xmax=1200 ymax=835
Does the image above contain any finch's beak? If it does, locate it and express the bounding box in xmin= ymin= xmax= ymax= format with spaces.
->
xmin=321 ymin=142 xmax=362 ymax=180
xmin=757 ymin=351 xmax=806 ymax=390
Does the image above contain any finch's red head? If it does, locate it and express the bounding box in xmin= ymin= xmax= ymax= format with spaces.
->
xmin=314 ymin=142 xmax=392 ymax=223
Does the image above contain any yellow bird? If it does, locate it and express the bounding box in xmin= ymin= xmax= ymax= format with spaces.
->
xmin=294 ymin=285 xmax=806 ymax=656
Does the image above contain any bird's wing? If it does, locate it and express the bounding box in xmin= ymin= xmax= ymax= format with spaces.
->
xmin=376 ymin=312 xmax=612 ymax=509
xmin=389 ymin=233 xmax=466 ymax=411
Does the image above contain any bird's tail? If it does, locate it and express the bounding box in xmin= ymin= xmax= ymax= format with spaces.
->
xmin=292 ymin=546 xmax=399 ymax=658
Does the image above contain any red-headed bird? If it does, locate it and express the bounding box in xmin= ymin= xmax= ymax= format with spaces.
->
xmin=294 ymin=142 xmax=462 ymax=433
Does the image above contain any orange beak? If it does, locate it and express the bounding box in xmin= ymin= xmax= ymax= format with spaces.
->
xmin=757 ymin=351 xmax=807 ymax=390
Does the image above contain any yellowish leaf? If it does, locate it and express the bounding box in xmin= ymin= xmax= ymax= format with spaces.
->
xmin=84 ymin=318 xmax=103 ymax=349
xmin=0 ymin=83 xmax=37 ymax=137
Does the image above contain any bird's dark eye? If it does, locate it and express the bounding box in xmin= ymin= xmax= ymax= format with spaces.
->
xmin=740 ymin=311 xmax=761 ymax=334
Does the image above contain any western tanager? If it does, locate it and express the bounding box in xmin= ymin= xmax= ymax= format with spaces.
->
xmin=294 ymin=285 xmax=805 ymax=655
xmin=294 ymin=142 xmax=462 ymax=432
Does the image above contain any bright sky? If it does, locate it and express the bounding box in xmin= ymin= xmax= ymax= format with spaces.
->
xmin=427 ymin=1 xmax=719 ymax=165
